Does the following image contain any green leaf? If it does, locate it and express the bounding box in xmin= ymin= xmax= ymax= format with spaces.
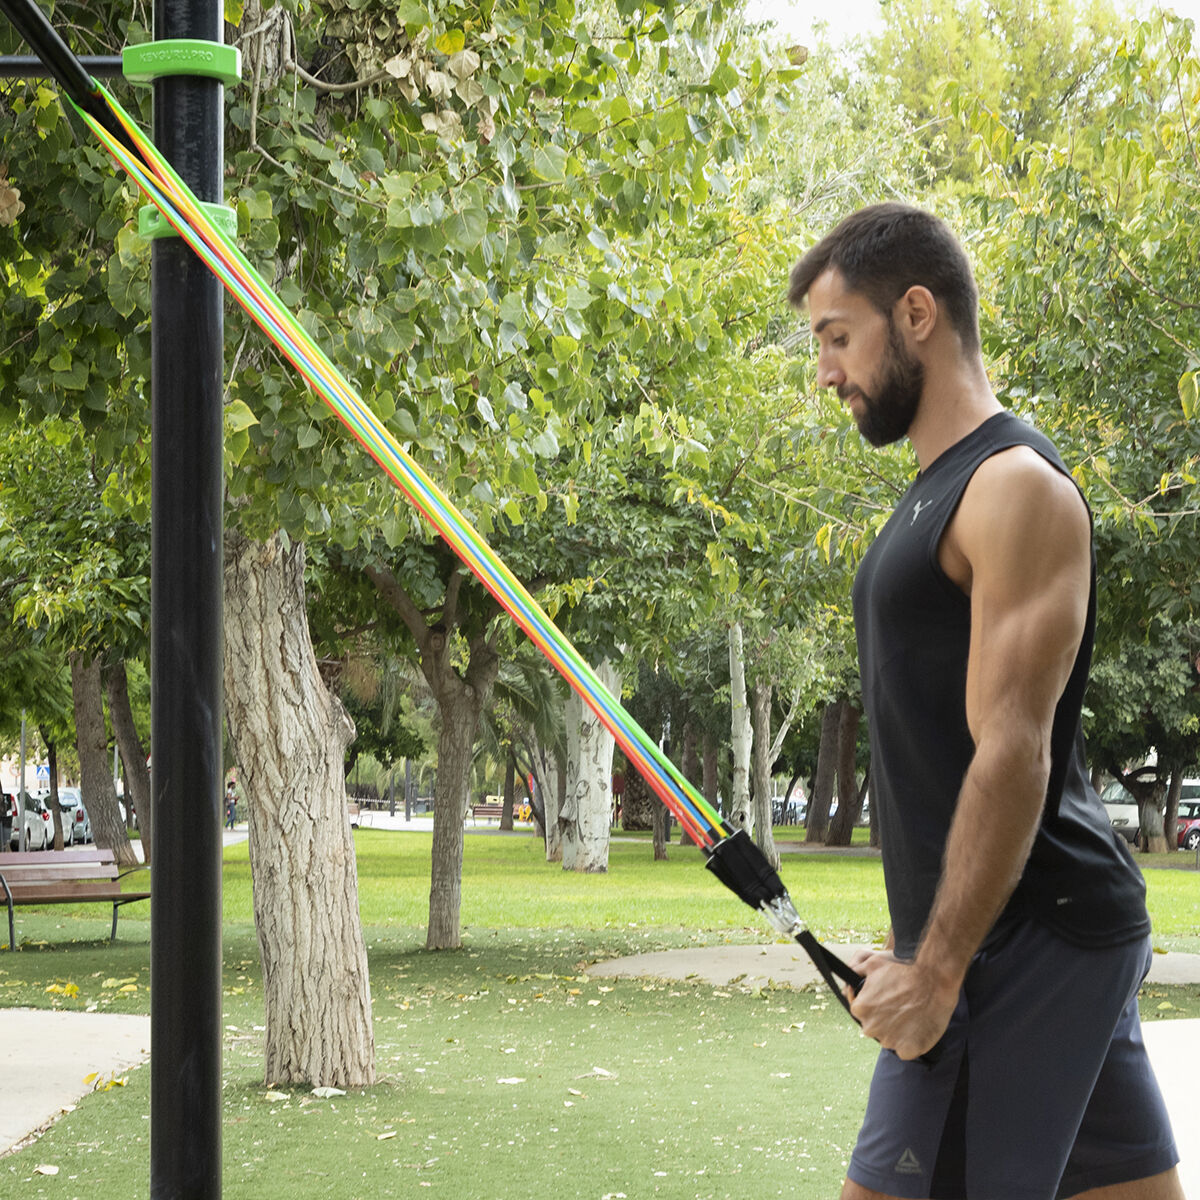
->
xmin=224 ymin=400 xmax=259 ymax=434
xmin=552 ymin=335 xmax=578 ymax=363
xmin=532 ymin=144 xmax=569 ymax=182
xmin=708 ymin=61 xmax=740 ymax=96
xmin=446 ymin=206 xmax=487 ymax=251
xmin=434 ymin=29 xmax=465 ymax=55
xmin=53 ymin=360 xmax=89 ymax=391
xmin=607 ymin=95 xmax=631 ymax=123
xmin=1180 ymin=371 xmax=1197 ymax=421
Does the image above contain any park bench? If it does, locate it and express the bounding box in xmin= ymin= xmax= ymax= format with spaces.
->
xmin=470 ymin=801 xmax=504 ymax=824
xmin=0 ymin=848 xmax=151 ymax=951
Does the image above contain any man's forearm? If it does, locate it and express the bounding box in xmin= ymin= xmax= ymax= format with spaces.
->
xmin=914 ymin=733 xmax=1047 ymax=989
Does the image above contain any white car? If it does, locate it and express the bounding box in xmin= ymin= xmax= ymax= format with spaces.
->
xmin=7 ymin=793 xmax=55 ymax=851
xmin=1099 ymin=780 xmax=1141 ymax=845
xmin=54 ymin=787 xmax=91 ymax=845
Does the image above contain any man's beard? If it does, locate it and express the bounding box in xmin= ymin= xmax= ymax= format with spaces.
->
xmin=841 ymin=320 xmax=924 ymax=447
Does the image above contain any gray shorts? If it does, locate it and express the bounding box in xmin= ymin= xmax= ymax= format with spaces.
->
xmin=846 ymin=920 xmax=1178 ymax=1199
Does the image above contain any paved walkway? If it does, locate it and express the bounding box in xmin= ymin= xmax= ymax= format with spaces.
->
xmin=0 ymin=1009 xmax=151 ymax=1157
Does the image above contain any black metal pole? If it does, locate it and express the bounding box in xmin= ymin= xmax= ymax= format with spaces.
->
xmin=0 ymin=0 xmax=93 ymax=99
xmin=150 ymin=0 xmax=224 ymax=1195
xmin=0 ymin=54 xmax=124 ymax=77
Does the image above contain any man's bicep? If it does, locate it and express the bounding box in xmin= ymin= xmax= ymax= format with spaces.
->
xmin=960 ymin=456 xmax=1091 ymax=743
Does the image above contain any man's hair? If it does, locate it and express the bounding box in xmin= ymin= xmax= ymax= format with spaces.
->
xmin=788 ymin=203 xmax=980 ymax=351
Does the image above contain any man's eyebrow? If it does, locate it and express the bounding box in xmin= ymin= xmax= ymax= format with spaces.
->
xmin=812 ymin=315 xmax=836 ymax=335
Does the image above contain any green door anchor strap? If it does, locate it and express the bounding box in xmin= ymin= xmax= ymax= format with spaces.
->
xmin=122 ymin=40 xmax=241 ymax=87
xmin=124 ymin=39 xmax=242 ymax=239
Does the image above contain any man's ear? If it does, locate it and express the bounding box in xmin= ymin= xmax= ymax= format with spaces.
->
xmin=895 ymin=285 xmax=938 ymax=343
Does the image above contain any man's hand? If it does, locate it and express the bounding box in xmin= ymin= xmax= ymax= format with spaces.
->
xmin=845 ymin=950 xmax=958 ymax=1061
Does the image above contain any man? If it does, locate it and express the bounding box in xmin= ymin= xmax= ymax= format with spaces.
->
xmin=788 ymin=204 xmax=1182 ymax=1200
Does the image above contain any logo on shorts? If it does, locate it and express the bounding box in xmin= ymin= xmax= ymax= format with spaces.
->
xmin=895 ymin=1148 xmax=923 ymax=1176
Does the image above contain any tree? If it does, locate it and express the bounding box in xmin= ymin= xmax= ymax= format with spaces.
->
xmin=3 ymin=0 xmax=805 ymax=1020
xmin=864 ymin=0 xmax=1122 ymax=182
xmin=106 ymin=659 xmax=152 ymax=863
xmin=0 ymin=419 xmax=148 ymax=865
xmin=223 ymin=529 xmax=375 ymax=1084
xmin=956 ymin=11 xmax=1200 ymax=846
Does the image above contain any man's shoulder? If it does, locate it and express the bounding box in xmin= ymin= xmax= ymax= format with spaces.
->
xmin=966 ymin=442 xmax=1085 ymax=518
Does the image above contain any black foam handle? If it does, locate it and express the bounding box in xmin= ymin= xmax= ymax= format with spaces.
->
xmin=795 ymin=931 xmax=944 ymax=1068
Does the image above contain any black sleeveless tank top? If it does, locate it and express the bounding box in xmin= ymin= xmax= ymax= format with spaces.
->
xmin=852 ymin=411 xmax=1150 ymax=958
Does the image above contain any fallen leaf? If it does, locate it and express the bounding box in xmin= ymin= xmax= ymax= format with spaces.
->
xmin=264 ymin=1091 xmax=289 ymax=1102
xmin=35 ymin=1164 xmax=59 ymax=1176
xmin=496 ymin=1077 xmax=525 ymax=1085
xmin=311 ymin=1086 xmax=346 ymax=1099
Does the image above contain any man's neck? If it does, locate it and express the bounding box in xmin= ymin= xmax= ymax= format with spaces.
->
xmin=907 ymin=360 xmax=1003 ymax=471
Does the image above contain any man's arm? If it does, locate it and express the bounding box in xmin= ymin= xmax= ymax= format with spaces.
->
xmin=849 ymin=446 xmax=1092 ymax=1059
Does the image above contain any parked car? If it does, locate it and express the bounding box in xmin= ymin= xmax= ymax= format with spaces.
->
xmin=55 ymin=787 xmax=91 ymax=845
xmin=1175 ymin=786 xmax=1200 ymax=850
xmin=8 ymin=792 xmax=55 ymax=851
xmin=1099 ymin=781 xmax=1140 ymax=845
xmin=1179 ymin=816 xmax=1200 ymax=851
xmin=29 ymin=789 xmax=77 ymax=847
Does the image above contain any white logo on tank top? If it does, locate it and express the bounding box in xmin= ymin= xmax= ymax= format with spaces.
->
xmin=910 ymin=500 xmax=931 ymax=525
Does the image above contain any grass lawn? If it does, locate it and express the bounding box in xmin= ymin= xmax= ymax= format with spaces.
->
xmin=2 ymin=828 xmax=1197 ymax=1197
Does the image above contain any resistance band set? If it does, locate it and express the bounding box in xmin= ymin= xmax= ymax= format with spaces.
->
xmin=1 ymin=0 xmax=867 ymax=1027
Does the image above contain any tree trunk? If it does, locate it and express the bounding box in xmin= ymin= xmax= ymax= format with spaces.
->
xmin=1163 ymin=765 xmax=1183 ymax=854
xmin=105 ymin=659 xmax=154 ymax=865
xmin=621 ymin=768 xmax=655 ymax=830
xmin=500 ymin=756 xmax=516 ymax=831
xmin=678 ymin=723 xmax=704 ymax=846
xmin=70 ymin=651 xmax=137 ymax=867
xmin=364 ymin=562 xmax=500 ymax=946
xmin=1122 ymin=773 xmax=1167 ymax=854
xmin=652 ymin=798 xmax=670 ymax=861
xmin=45 ymin=740 xmax=65 ymax=850
xmin=223 ymin=530 xmax=375 ymax=1087
xmin=539 ymin=739 xmax=564 ymax=861
xmin=806 ymin=701 xmax=840 ymax=845
xmin=427 ymin=685 xmax=482 ymax=948
xmin=750 ymin=682 xmax=780 ymax=869
xmin=702 ymin=730 xmax=719 ymax=814
xmin=562 ymin=658 xmax=620 ymax=873
xmin=827 ymin=701 xmax=863 ymax=846
xmin=727 ymin=622 xmax=752 ymax=833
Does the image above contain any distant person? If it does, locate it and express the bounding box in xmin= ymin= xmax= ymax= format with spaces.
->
xmin=789 ymin=203 xmax=1180 ymax=1199
xmin=225 ymin=783 xmax=237 ymax=830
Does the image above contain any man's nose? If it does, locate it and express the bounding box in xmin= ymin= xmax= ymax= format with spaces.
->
xmin=816 ymin=349 xmax=844 ymax=390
